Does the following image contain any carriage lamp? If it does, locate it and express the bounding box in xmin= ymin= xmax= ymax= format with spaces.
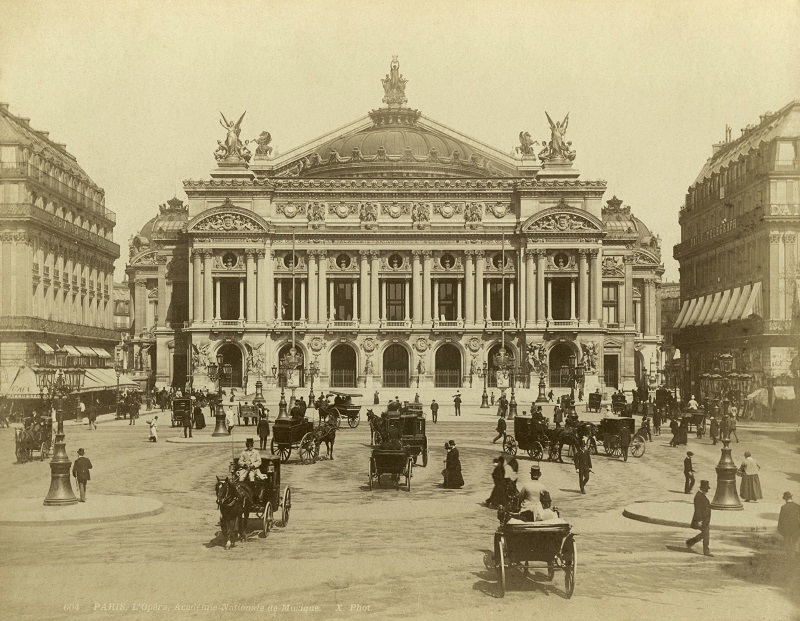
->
xmin=476 ymin=362 xmax=490 ymax=409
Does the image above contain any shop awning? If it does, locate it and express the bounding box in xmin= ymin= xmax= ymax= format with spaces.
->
xmin=731 ymin=284 xmax=751 ymax=321
xmin=679 ymin=298 xmax=698 ymax=328
xmin=673 ymin=301 xmax=690 ymax=329
xmin=701 ymin=292 xmax=722 ymax=326
xmin=690 ymin=295 xmax=712 ymax=326
xmin=2 ymin=367 xmax=41 ymax=399
xmin=91 ymin=348 xmax=112 ymax=359
xmin=740 ymin=281 xmax=763 ymax=319
xmin=747 ymin=386 xmax=796 ymax=406
xmin=36 ymin=343 xmax=54 ymax=354
xmin=683 ymin=297 xmax=702 ymax=327
xmin=78 ymin=368 xmax=137 ymax=394
xmin=63 ymin=345 xmax=82 ymax=357
xmin=76 ymin=346 xmax=97 ymax=357
xmin=711 ymin=289 xmax=731 ymax=323
xmin=722 ymin=287 xmax=742 ymax=323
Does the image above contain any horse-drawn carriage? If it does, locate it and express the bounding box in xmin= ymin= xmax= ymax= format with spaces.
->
xmin=493 ymin=518 xmax=577 ymax=598
xmin=587 ymin=391 xmax=602 ymax=413
xmin=503 ymin=415 xmax=596 ymax=463
xmin=271 ymin=416 xmax=315 ymax=463
xmin=15 ymin=418 xmax=52 ymax=463
xmin=597 ymin=417 xmax=645 ymax=458
xmin=318 ymin=390 xmax=362 ymax=429
xmin=684 ymin=410 xmax=706 ymax=437
xmin=215 ymin=456 xmax=292 ymax=549
xmin=369 ymin=404 xmax=428 ymax=466
xmin=238 ymin=404 xmax=258 ymax=426
xmin=368 ymin=448 xmax=413 ymax=490
xmin=503 ymin=415 xmax=549 ymax=460
xmin=297 ymin=419 xmax=337 ymax=464
xmin=611 ymin=393 xmax=630 ymax=416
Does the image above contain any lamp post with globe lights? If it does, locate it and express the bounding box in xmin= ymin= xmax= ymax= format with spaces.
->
xmin=305 ymin=357 xmax=320 ymax=406
xmin=34 ymin=345 xmax=85 ymax=506
xmin=272 ymin=346 xmax=302 ymax=420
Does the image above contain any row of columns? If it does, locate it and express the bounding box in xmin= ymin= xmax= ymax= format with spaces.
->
xmin=186 ymin=247 xmax=660 ymax=333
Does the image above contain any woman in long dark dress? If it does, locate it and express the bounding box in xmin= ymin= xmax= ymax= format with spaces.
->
xmin=486 ymin=456 xmax=506 ymax=508
xmin=738 ymin=451 xmax=763 ymax=502
xmin=442 ymin=440 xmax=464 ymax=488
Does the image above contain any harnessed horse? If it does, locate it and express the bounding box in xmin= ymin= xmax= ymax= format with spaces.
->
xmin=214 ymin=477 xmax=254 ymax=550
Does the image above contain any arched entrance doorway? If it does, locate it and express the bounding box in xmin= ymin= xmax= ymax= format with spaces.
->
xmin=549 ymin=342 xmax=576 ymax=388
xmin=382 ymin=344 xmax=409 ymax=388
xmin=487 ymin=344 xmax=515 ymax=388
xmin=278 ymin=344 xmax=305 ymax=387
xmin=435 ymin=344 xmax=461 ymax=387
xmin=217 ymin=343 xmax=244 ymax=389
xmin=330 ymin=344 xmax=357 ymax=388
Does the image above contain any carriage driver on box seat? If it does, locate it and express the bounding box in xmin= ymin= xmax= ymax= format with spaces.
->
xmin=237 ymin=438 xmax=267 ymax=482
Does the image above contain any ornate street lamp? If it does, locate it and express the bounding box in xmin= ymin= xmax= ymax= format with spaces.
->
xmin=208 ymin=353 xmax=230 ymax=437
xmin=476 ymin=362 xmax=490 ymax=408
xmin=35 ymin=345 xmax=85 ymax=506
xmin=114 ymin=361 xmax=122 ymax=420
xmin=253 ymin=380 xmax=266 ymax=410
xmin=305 ymin=357 xmax=320 ymax=405
xmin=414 ymin=358 xmax=423 ymax=404
xmin=272 ymin=346 xmax=301 ymax=420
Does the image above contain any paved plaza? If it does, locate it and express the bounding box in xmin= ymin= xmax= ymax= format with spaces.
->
xmin=1 ymin=402 xmax=798 ymax=621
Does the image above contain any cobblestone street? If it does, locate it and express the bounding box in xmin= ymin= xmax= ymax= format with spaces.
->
xmin=1 ymin=406 xmax=798 ymax=621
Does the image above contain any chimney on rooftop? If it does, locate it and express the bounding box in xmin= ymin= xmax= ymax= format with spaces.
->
xmin=19 ymin=117 xmax=30 ymax=127
xmin=0 ymin=103 xmax=9 ymax=112
xmin=725 ymin=125 xmax=732 ymax=143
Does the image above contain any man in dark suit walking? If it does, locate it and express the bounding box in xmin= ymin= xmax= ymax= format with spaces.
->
xmin=778 ymin=491 xmax=800 ymax=560
xmin=684 ymin=451 xmax=695 ymax=494
xmin=619 ymin=425 xmax=631 ymax=462
xmin=453 ymin=392 xmax=462 ymax=417
xmin=430 ymin=399 xmax=438 ymax=424
xmin=72 ymin=448 xmax=93 ymax=502
xmin=686 ymin=480 xmax=713 ymax=556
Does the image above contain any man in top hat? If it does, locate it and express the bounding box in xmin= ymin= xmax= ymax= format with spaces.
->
xmin=71 ymin=448 xmax=92 ymax=502
xmin=453 ymin=392 xmax=462 ymax=417
xmin=574 ymin=437 xmax=593 ymax=494
xmin=516 ymin=464 xmax=556 ymax=521
xmin=684 ymin=451 xmax=695 ymax=494
xmin=237 ymin=438 xmax=266 ymax=482
xmin=778 ymin=491 xmax=800 ymax=560
xmin=686 ymin=480 xmax=713 ymax=556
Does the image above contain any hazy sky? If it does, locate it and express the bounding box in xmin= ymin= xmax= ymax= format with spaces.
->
xmin=2 ymin=0 xmax=798 ymax=282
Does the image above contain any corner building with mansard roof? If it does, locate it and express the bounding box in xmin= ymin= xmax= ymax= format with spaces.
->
xmin=126 ymin=61 xmax=664 ymax=399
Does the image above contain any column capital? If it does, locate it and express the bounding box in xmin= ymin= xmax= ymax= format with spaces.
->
xmin=310 ymin=248 xmax=328 ymax=258
xmin=369 ymin=250 xmax=382 ymax=259
xmin=191 ymin=249 xmax=203 ymax=259
xmin=202 ymin=250 xmax=214 ymax=259
xmin=245 ymin=249 xmax=256 ymax=258
xmin=359 ymin=249 xmax=371 ymax=258
xmin=784 ymin=232 xmax=797 ymax=244
xmin=769 ymin=232 xmax=782 ymax=244
xmin=134 ymin=277 xmax=148 ymax=286
xmin=533 ymin=249 xmax=547 ymax=258
xmin=255 ymin=249 xmax=266 ymax=259
xmin=623 ymin=254 xmax=637 ymax=265
xmin=588 ymin=249 xmax=599 ymax=259
xmin=525 ymin=249 xmax=537 ymax=258
xmin=412 ymin=249 xmax=424 ymax=258
xmin=578 ymin=249 xmax=589 ymax=259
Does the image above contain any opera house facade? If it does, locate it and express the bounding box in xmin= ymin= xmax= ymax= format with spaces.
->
xmin=125 ymin=60 xmax=664 ymax=399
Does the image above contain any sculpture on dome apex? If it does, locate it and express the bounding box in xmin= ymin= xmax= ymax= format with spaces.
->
xmin=538 ymin=112 xmax=576 ymax=162
xmin=215 ymin=111 xmax=251 ymax=162
xmin=381 ymin=56 xmax=408 ymax=108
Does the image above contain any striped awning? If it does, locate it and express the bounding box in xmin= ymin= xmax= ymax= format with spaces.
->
xmin=36 ymin=343 xmax=55 ymax=354
xmin=676 ymin=282 xmax=763 ymax=331
xmin=91 ymin=348 xmax=112 ymax=359
xmin=76 ymin=346 xmax=98 ymax=357
xmin=63 ymin=345 xmax=82 ymax=356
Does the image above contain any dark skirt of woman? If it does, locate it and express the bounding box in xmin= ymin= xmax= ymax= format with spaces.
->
xmin=740 ymin=474 xmax=763 ymax=501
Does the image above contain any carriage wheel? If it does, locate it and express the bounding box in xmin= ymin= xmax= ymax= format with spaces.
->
xmin=348 ymin=414 xmax=360 ymax=428
xmin=495 ymin=535 xmax=506 ymax=598
xmin=563 ymin=537 xmax=577 ymax=598
xmin=405 ymin=458 xmax=412 ymax=491
xmin=270 ymin=437 xmax=277 ymax=455
xmin=526 ymin=441 xmax=544 ymax=461
xmin=631 ymin=436 xmax=646 ymax=458
xmin=503 ymin=436 xmax=517 ymax=456
xmin=40 ymin=441 xmax=51 ymax=460
xmin=277 ymin=445 xmax=291 ymax=463
xmin=281 ymin=487 xmax=291 ymax=526
xmin=548 ymin=442 xmax=559 ymax=462
xmin=369 ymin=460 xmax=374 ymax=490
xmin=609 ymin=436 xmax=622 ymax=457
xmin=422 ymin=450 xmax=428 ymax=467
xmin=262 ymin=503 xmax=273 ymax=535
xmin=299 ymin=433 xmax=316 ymax=464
